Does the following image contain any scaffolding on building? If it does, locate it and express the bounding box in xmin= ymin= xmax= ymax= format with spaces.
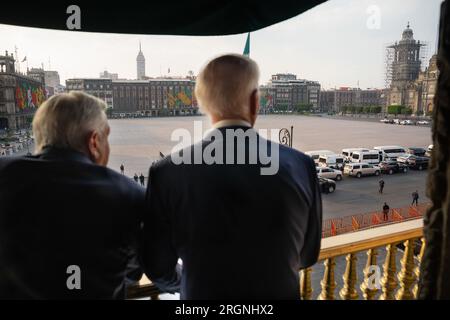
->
xmin=384 ymin=40 xmax=429 ymax=89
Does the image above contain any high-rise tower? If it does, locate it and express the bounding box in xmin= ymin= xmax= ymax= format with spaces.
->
xmin=136 ymin=42 xmax=146 ymax=80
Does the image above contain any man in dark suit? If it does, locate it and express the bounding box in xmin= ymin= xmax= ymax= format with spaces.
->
xmin=142 ymin=54 xmax=322 ymax=299
xmin=0 ymin=92 xmax=145 ymax=299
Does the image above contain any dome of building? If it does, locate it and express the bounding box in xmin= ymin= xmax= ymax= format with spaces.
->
xmin=401 ymin=22 xmax=414 ymax=41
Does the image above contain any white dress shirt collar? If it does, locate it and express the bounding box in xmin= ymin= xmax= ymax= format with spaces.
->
xmin=212 ymin=119 xmax=252 ymax=129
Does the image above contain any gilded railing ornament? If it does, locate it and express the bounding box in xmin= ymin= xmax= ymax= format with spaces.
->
xmin=414 ymin=238 xmax=426 ymax=298
xmin=319 ymin=258 xmax=337 ymax=300
xmin=340 ymin=253 xmax=359 ymax=300
xmin=396 ymin=239 xmax=417 ymax=300
xmin=360 ymin=248 xmax=379 ymax=300
xmin=300 ymin=267 xmax=313 ymax=300
xmin=380 ymin=243 xmax=398 ymax=300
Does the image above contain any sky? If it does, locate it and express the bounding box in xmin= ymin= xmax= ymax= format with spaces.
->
xmin=0 ymin=0 xmax=442 ymax=90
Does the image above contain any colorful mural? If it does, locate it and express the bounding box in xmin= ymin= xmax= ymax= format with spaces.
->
xmin=260 ymin=92 xmax=273 ymax=109
xmin=167 ymin=88 xmax=194 ymax=108
xmin=15 ymin=81 xmax=47 ymax=110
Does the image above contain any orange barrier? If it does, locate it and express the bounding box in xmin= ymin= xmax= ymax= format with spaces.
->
xmin=322 ymin=203 xmax=430 ymax=238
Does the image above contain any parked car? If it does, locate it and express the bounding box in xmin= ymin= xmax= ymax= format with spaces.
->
xmin=393 ymin=119 xmax=401 ymax=124
xmin=379 ymin=161 xmax=409 ymax=175
xmin=343 ymin=162 xmax=381 ymax=178
xmin=406 ymin=147 xmax=427 ymax=157
xmin=316 ymin=167 xmax=343 ymax=181
xmin=318 ymin=177 xmax=336 ymax=194
xmin=380 ymin=118 xmax=390 ymax=123
xmin=400 ymin=119 xmax=414 ymax=125
xmin=397 ymin=154 xmax=429 ymax=170
xmin=417 ymin=120 xmax=430 ymax=125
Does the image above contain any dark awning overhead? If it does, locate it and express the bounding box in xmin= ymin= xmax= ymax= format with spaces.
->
xmin=0 ymin=0 xmax=327 ymax=36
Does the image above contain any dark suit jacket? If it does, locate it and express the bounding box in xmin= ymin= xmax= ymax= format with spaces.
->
xmin=0 ymin=147 xmax=145 ymax=299
xmin=142 ymin=125 xmax=322 ymax=299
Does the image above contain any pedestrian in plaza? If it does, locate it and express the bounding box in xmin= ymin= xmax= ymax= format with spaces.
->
xmin=412 ymin=190 xmax=419 ymax=206
xmin=382 ymin=202 xmax=390 ymax=221
xmin=139 ymin=173 xmax=145 ymax=186
xmin=133 ymin=173 xmax=139 ymax=183
xmin=379 ymin=178 xmax=385 ymax=194
xmin=120 ymin=164 xmax=124 ymax=175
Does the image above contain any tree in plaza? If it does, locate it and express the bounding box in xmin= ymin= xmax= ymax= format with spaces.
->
xmin=275 ymin=103 xmax=288 ymax=112
xmin=369 ymin=106 xmax=382 ymax=114
xmin=387 ymin=104 xmax=405 ymax=116
xmin=354 ymin=106 xmax=363 ymax=114
xmin=401 ymin=107 xmax=413 ymax=115
xmin=294 ymin=103 xmax=313 ymax=113
xmin=363 ymin=106 xmax=371 ymax=114
xmin=347 ymin=106 xmax=355 ymax=114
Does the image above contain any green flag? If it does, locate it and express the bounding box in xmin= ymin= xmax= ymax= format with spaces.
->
xmin=243 ymin=32 xmax=250 ymax=56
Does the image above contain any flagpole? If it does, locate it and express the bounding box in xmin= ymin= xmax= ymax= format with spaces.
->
xmin=243 ymin=32 xmax=250 ymax=57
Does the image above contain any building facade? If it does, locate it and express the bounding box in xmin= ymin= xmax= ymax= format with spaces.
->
xmin=260 ymin=74 xmax=321 ymax=111
xmin=44 ymin=70 xmax=60 ymax=88
xmin=27 ymin=68 xmax=46 ymax=85
xmin=65 ymin=78 xmax=114 ymax=110
xmin=0 ymin=51 xmax=47 ymax=130
xmin=319 ymin=87 xmax=385 ymax=112
xmin=99 ymin=70 xmax=119 ymax=80
xmin=112 ymin=78 xmax=198 ymax=116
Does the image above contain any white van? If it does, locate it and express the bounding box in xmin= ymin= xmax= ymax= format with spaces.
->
xmin=318 ymin=154 xmax=345 ymax=170
xmin=305 ymin=150 xmax=334 ymax=163
xmin=373 ymin=146 xmax=408 ymax=161
xmin=342 ymin=148 xmax=370 ymax=162
xmin=351 ymin=150 xmax=382 ymax=164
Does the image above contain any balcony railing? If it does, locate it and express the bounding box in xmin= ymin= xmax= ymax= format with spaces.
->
xmin=127 ymin=219 xmax=424 ymax=300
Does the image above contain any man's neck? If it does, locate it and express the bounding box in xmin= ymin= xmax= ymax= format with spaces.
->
xmin=210 ymin=115 xmax=254 ymax=128
xmin=212 ymin=119 xmax=253 ymax=129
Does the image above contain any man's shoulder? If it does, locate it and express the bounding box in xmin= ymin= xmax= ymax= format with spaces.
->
xmin=277 ymin=143 xmax=314 ymax=167
xmin=0 ymin=154 xmax=38 ymax=172
xmin=102 ymin=166 xmax=144 ymax=193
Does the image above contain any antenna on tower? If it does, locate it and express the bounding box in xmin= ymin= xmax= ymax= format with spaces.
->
xmin=139 ymin=41 xmax=142 ymax=52
xmin=14 ymin=46 xmax=21 ymax=73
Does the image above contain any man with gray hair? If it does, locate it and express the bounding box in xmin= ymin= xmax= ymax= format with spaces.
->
xmin=0 ymin=91 xmax=145 ymax=299
xmin=142 ymin=54 xmax=322 ymax=299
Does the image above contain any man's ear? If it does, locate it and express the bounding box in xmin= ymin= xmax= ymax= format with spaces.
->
xmin=87 ymin=130 xmax=100 ymax=161
xmin=250 ymin=89 xmax=260 ymax=117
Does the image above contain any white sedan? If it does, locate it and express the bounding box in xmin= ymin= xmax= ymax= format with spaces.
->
xmin=316 ymin=167 xmax=343 ymax=181
xmin=417 ymin=120 xmax=430 ymax=125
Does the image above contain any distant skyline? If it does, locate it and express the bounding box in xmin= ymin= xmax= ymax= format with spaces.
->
xmin=0 ymin=0 xmax=442 ymax=89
